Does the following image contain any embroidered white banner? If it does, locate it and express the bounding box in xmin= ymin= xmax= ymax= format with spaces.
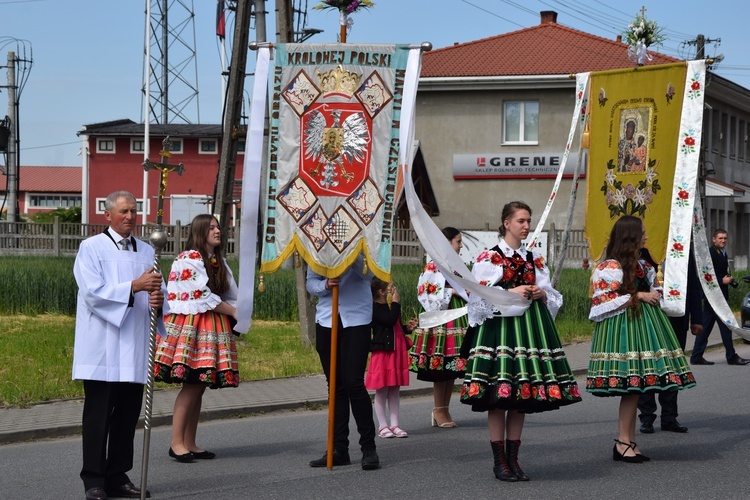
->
xmin=235 ymin=47 xmax=271 ymax=334
xmin=661 ymin=60 xmax=706 ymax=316
xmin=693 ymin=196 xmax=750 ymax=339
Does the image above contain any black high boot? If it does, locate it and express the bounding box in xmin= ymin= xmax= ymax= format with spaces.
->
xmin=505 ymin=439 xmax=529 ymax=481
xmin=490 ymin=441 xmax=518 ymax=482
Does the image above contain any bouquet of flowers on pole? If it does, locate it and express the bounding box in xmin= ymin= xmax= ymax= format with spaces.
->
xmin=313 ymin=0 xmax=375 ymax=13
xmin=622 ymin=11 xmax=666 ymax=66
xmin=314 ymin=0 xmax=375 ymax=40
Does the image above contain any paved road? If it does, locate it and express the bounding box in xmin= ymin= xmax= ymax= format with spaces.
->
xmin=2 ymin=344 xmax=750 ymax=499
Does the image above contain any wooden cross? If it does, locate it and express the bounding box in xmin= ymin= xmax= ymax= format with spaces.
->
xmin=142 ymin=136 xmax=185 ymax=224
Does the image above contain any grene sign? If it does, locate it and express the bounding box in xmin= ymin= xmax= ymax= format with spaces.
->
xmin=453 ymin=153 xmax=585 ymax=179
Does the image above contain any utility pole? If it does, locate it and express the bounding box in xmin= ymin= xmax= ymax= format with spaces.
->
xmin=214 ymin=0 xmax=254 ymax=230
xmin=687 ymin=34 xmax=721 ymax=62
xmin=6 ymin=52 xmax=17 ymax=223
xmin=276 ymin=0 xmax=293 ymax=44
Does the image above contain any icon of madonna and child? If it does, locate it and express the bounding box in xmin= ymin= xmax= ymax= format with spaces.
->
xmin=616 ymin=108 xmax=651 ymax=173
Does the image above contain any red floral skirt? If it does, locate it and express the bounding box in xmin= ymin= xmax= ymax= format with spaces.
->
xmin=154 ymin=311 xmax=239 ymax=389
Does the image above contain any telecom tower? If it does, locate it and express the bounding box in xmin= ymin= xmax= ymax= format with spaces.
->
xmin=142 ymin=0 xmax=200 ymax=124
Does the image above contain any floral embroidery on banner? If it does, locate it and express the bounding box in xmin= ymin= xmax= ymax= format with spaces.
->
xmin=577 ymin=82 xmax=589 ymax=122
xmin=665 ymin=83 xmax=675 ymax=104
xmin=669 ymin=236 xmax=685 ymax=258
xmin=666 ymin=283 xmax=681 ymax=301
xmin=598 ymin=87 xmax=608 ymax=107
xmin=680 ymin=130 xmax=697 ymax=155
xmin=693 ymin=209 xmax=703 ymax=232
xmin=701 ymin=266 xmax=719 ymax=290
xmin=674 ymin=181 xmax=690 ymax=208
xmin=687 ymin=73 xmax=702 ymax=100
xmin=602 ymin=158 xmax=661 ymax=218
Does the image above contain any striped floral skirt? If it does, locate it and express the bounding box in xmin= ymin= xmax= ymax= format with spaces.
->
xmin=409 ymin=297 xmax=468 ymax=382
xmin=587 ymin=303 xmax=696 ymax=396
xmin=154 ymin=311 xmax=239 ymax=389
xmin=460 ymin=301 xmax=581 ymax=413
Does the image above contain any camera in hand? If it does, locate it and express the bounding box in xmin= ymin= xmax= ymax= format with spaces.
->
xmin=730 ymin=279 xmax=740 ymax=288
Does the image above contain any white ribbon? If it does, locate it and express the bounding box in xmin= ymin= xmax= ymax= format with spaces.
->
xmin=693 ymin=196 xmax=750 ymax=339
xmin=419 ymin=307 xmax=468 ymax=329
xmin=551 ymin=73 xmax=589 ymax=286
xmin=528 ymin=73 xmax=589 ymax=249
xmin=399 ymin=48 xmax=529 ymax=316
xmin=661 ymin=60 xmax=706 ymax=316
xmin=627 ymin=40 xmax=653 ymax=66
xmin=234 ymin=47 xmax=271 ymax=334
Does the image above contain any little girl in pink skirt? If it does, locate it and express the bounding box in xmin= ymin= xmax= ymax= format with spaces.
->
xmin=365 ymin=277 xmax=417 ymax=438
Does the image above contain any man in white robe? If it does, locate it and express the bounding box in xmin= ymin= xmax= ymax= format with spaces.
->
xmin=72 ymin=191 xmax=167 ymax=500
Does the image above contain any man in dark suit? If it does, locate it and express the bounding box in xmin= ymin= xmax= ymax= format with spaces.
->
xmin=638 ymin=248 xmax=702 ymax=434
xmin=690 ymin=229 xmax=750 ymax=366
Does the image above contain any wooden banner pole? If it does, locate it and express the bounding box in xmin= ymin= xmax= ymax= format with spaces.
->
xmin=326 ymin=285 xmax=340 ymax=468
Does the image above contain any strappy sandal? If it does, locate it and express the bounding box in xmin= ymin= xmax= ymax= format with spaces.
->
xmin=630 ymin=441 xmax=650 ymax=461
xmin=390 ymin=426 xmax=408 ymax=438
xmin=431 ymin=406 xmax=458 ymax=428
xmin=378 ymin=425 xmax=394 ymax=438
xmin=612 ymin=439 xmax=643 ymax=463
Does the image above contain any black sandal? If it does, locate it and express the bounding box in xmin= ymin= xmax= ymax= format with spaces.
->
xmin=612 ymin=439 xmax=643 ymax=463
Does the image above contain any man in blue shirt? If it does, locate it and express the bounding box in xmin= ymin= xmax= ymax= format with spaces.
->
xmin=306 ymin=255 xmax=379 ymax=470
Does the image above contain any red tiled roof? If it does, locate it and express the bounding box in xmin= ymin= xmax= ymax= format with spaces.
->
xmin=422 ymin=20 xmax=679 ymax=78
xmin=18 ymin=166 xmax=82 ymax=192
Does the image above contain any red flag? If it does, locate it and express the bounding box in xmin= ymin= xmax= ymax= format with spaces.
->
xmin=216 ymin=0 xmax=226 ymax=39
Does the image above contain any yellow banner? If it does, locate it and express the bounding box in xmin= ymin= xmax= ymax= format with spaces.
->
xmin=586 ymin=62 xmax=687 ymax=262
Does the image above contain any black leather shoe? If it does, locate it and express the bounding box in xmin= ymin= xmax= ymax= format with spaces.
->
xmin=309 ymin=449 xmax=351 ymax=468
xmin=107 ymin=482 xmax=149 ymax=498
xmin=639 ymin=422 xmax=655 ymax=434
xmin=361 ymin=448 xmax=381 ymax=470
xmin=191 ymin=450 xmax=216 ymax=459
xmin=169 ymin=447 xmax=195 ymax=463
xmin=85 ymin=487 xmax=107 ymax=500
xmin=727 ymin=354 xmax=750 ymax=365
xmin=691 ymin=357 xmax=715 ymax=365
xmin=661 ymin=420 xmax=688 ymax=433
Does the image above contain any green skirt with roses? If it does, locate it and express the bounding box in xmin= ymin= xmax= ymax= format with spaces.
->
xmin=586 ymin=302 xmax=696 ymax=396
xmin=460 ymin=300 xmax=582 ymax=413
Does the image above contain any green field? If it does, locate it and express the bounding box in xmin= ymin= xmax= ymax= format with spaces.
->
xmin=2 ymin=256 xmax=744 ymax=406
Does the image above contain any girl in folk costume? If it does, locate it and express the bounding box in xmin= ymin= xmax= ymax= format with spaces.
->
xmin=409 ymin=227 xmax=468 ymax=428
xmin=461 ymin=201 xmax=581 ymax=482
xmin=587 ymin=215 xmax=695 ymax=463
xmin=154 ymin=214 xmax=240 ymax=463
xmin=366 ymin=277 xmax=417 ymax=438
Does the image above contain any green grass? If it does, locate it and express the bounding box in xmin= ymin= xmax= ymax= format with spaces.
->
xmin=2 ymin=255 xmax=746 ymax=405
xmin=0 ymin=315 xmax=321 ymax=407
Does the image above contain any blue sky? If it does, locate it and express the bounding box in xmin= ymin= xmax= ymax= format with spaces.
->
xmin=1 ymin=0 xmax=748 ymax=167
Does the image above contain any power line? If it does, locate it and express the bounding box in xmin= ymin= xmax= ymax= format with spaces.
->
xmin=460 ymin=0 xmax=527 ymax=29
xmin=21 ymin=140 xmax=79 ymax=151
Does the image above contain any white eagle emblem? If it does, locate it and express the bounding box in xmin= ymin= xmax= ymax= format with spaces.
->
xmin=303 ymin=109 xmax=371 ymax=189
